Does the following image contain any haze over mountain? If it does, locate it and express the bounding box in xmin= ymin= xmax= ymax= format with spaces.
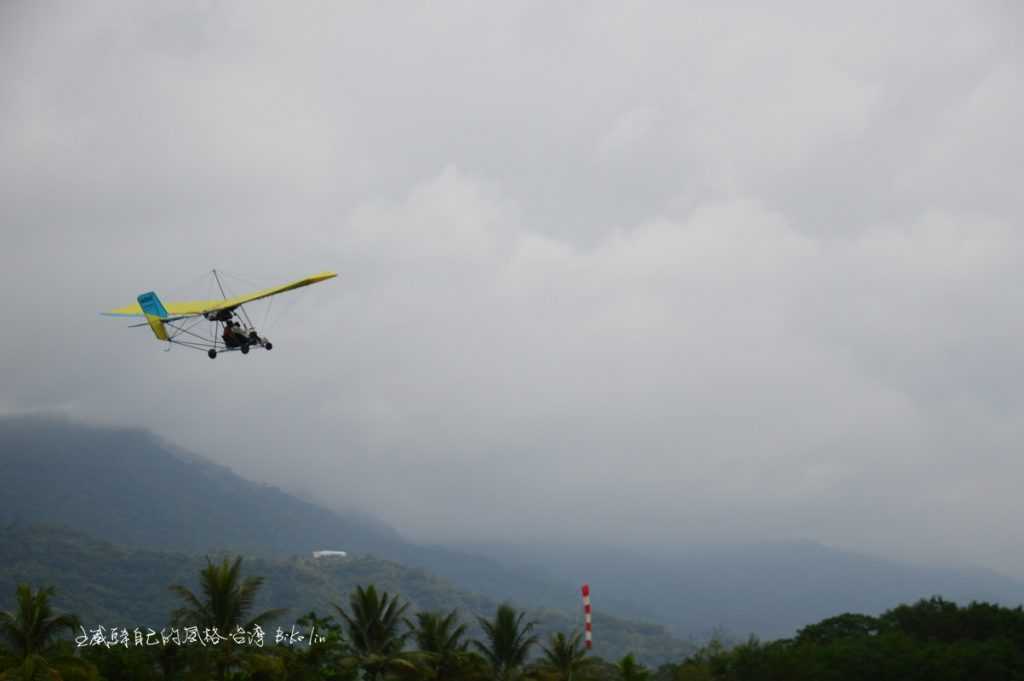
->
xmin=0 ymin=416 xmax=577 ymax=613
xmin=4 ymin=416 xmax=1024 ymax=642
xmin=462 ymin=540 xmax=1024 ymax=640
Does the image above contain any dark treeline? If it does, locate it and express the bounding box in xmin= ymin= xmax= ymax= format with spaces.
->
xmin=667 ymin=598 xmax=1024 ymax=681
xmin=2 ymin=557 xmax=1024 ymax=681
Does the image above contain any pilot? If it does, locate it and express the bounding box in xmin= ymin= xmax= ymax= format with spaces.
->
xmin=222 ymin=320 xmax=242 ymax=348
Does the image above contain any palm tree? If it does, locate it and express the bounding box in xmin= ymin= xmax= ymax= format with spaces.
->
xmin=169 ymin=556 xmax=285 ymax=681
xmin=170 ymin=556 xmax=284 ymax=631
xmin=472 ymin=604 xmax=538 ymax=681
xmin=614 ymin=653 xmax=648 ymax=681
xmin=406 ymin=610 xmax=471 ymax=681
xmin=334 ymin=585 xmax=412 ymax=681
xmin=0 ymin=586 xmax=78 ymax=661
xmin=0 ymin=584 xmax=94 ymax=681
xmin=538 ymin=631 xmax=592 ymax=681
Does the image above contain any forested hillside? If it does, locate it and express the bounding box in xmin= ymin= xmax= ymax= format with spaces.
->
xmin=0 ymin=524 xmax=695 ymax=666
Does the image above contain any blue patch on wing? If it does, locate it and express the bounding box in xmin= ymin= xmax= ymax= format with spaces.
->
xmin=137 ymin=291 xmax=169 ymax=319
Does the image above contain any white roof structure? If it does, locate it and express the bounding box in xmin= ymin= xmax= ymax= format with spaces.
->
xmin=312 ymin=550 xmax=347 ymax=558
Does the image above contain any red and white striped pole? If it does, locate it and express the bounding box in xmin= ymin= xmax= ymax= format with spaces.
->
xmin=581 ymin=583 xmax=592 ymax=649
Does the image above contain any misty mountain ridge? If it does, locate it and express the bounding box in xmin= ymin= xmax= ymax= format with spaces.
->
xmin=0 ymin=416 xmax=626 ymax=616
xmin=3 ymin=415 xmax=1024 ymax=642
xmin=0 ymin=415 xmax=401 ymax=553
xmin=460 ymin=538 xmax=1024 ymax=639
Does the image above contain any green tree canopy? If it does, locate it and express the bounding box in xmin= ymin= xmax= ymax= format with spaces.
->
xmin=615 ymin=653 xmax=649 ymax=681
xmin=169 ymin=556 xmax=285 ymax=681
xmin=169 ymin=556 xmax=285 ymax=632
xmin=472 ymin=603 xmax=539 ymax=681
xmin=0 ymin=585 xmax=79 ymax=661
xmin=0 ymin=584 xmax=96 ymax=681
xmin=334 ymin=585 xmax=412 ymax=681
xmin=538 ymin=631 xmax=593 ymax=681
xmin=407 ymin=609 xmax=476 ymax=681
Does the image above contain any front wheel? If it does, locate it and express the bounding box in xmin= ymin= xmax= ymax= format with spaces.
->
xmin=208 ymin=349 xmax=217 ymax=359
xmin=265 ymin=342 xmax=273 ymax=351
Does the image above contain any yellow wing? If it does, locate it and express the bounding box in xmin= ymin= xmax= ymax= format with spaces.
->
xmin=104 ymin=271 xmax=337 ymax=318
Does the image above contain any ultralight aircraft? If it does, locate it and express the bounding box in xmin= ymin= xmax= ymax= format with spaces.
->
xmin=103 ymin=270 xmax=336 ymax=358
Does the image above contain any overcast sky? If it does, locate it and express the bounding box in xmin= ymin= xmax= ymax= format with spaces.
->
xmin=2 ymin=1 xmax=1023 ymax=576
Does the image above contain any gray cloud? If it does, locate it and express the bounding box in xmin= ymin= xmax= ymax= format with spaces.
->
xmin=2 ymin=1 xmax=1023 ymax=576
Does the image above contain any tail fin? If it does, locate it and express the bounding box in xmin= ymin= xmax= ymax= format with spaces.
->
xmin=137 ymin=291 xmax=169 ymax=318
xmin=137 ymin=291 xmax=169 ymax=340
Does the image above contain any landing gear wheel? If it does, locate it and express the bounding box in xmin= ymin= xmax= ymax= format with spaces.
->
xmin=208 ymin=349 xmax=217 ymax=359
xmin=241 ymin=343 xmax=250 ymax=355
xmin=265 ymin=342 xmax=273 ymax=351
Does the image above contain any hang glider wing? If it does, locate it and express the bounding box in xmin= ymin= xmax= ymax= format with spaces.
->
xmin=102 ymin=271 xmax=337 ymax=319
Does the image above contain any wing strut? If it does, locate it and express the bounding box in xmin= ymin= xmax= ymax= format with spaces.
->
xmin=212 ymin=268 xmax=228 ymax=299
xmin=214 ymin=268 xmax=257 ymax=330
